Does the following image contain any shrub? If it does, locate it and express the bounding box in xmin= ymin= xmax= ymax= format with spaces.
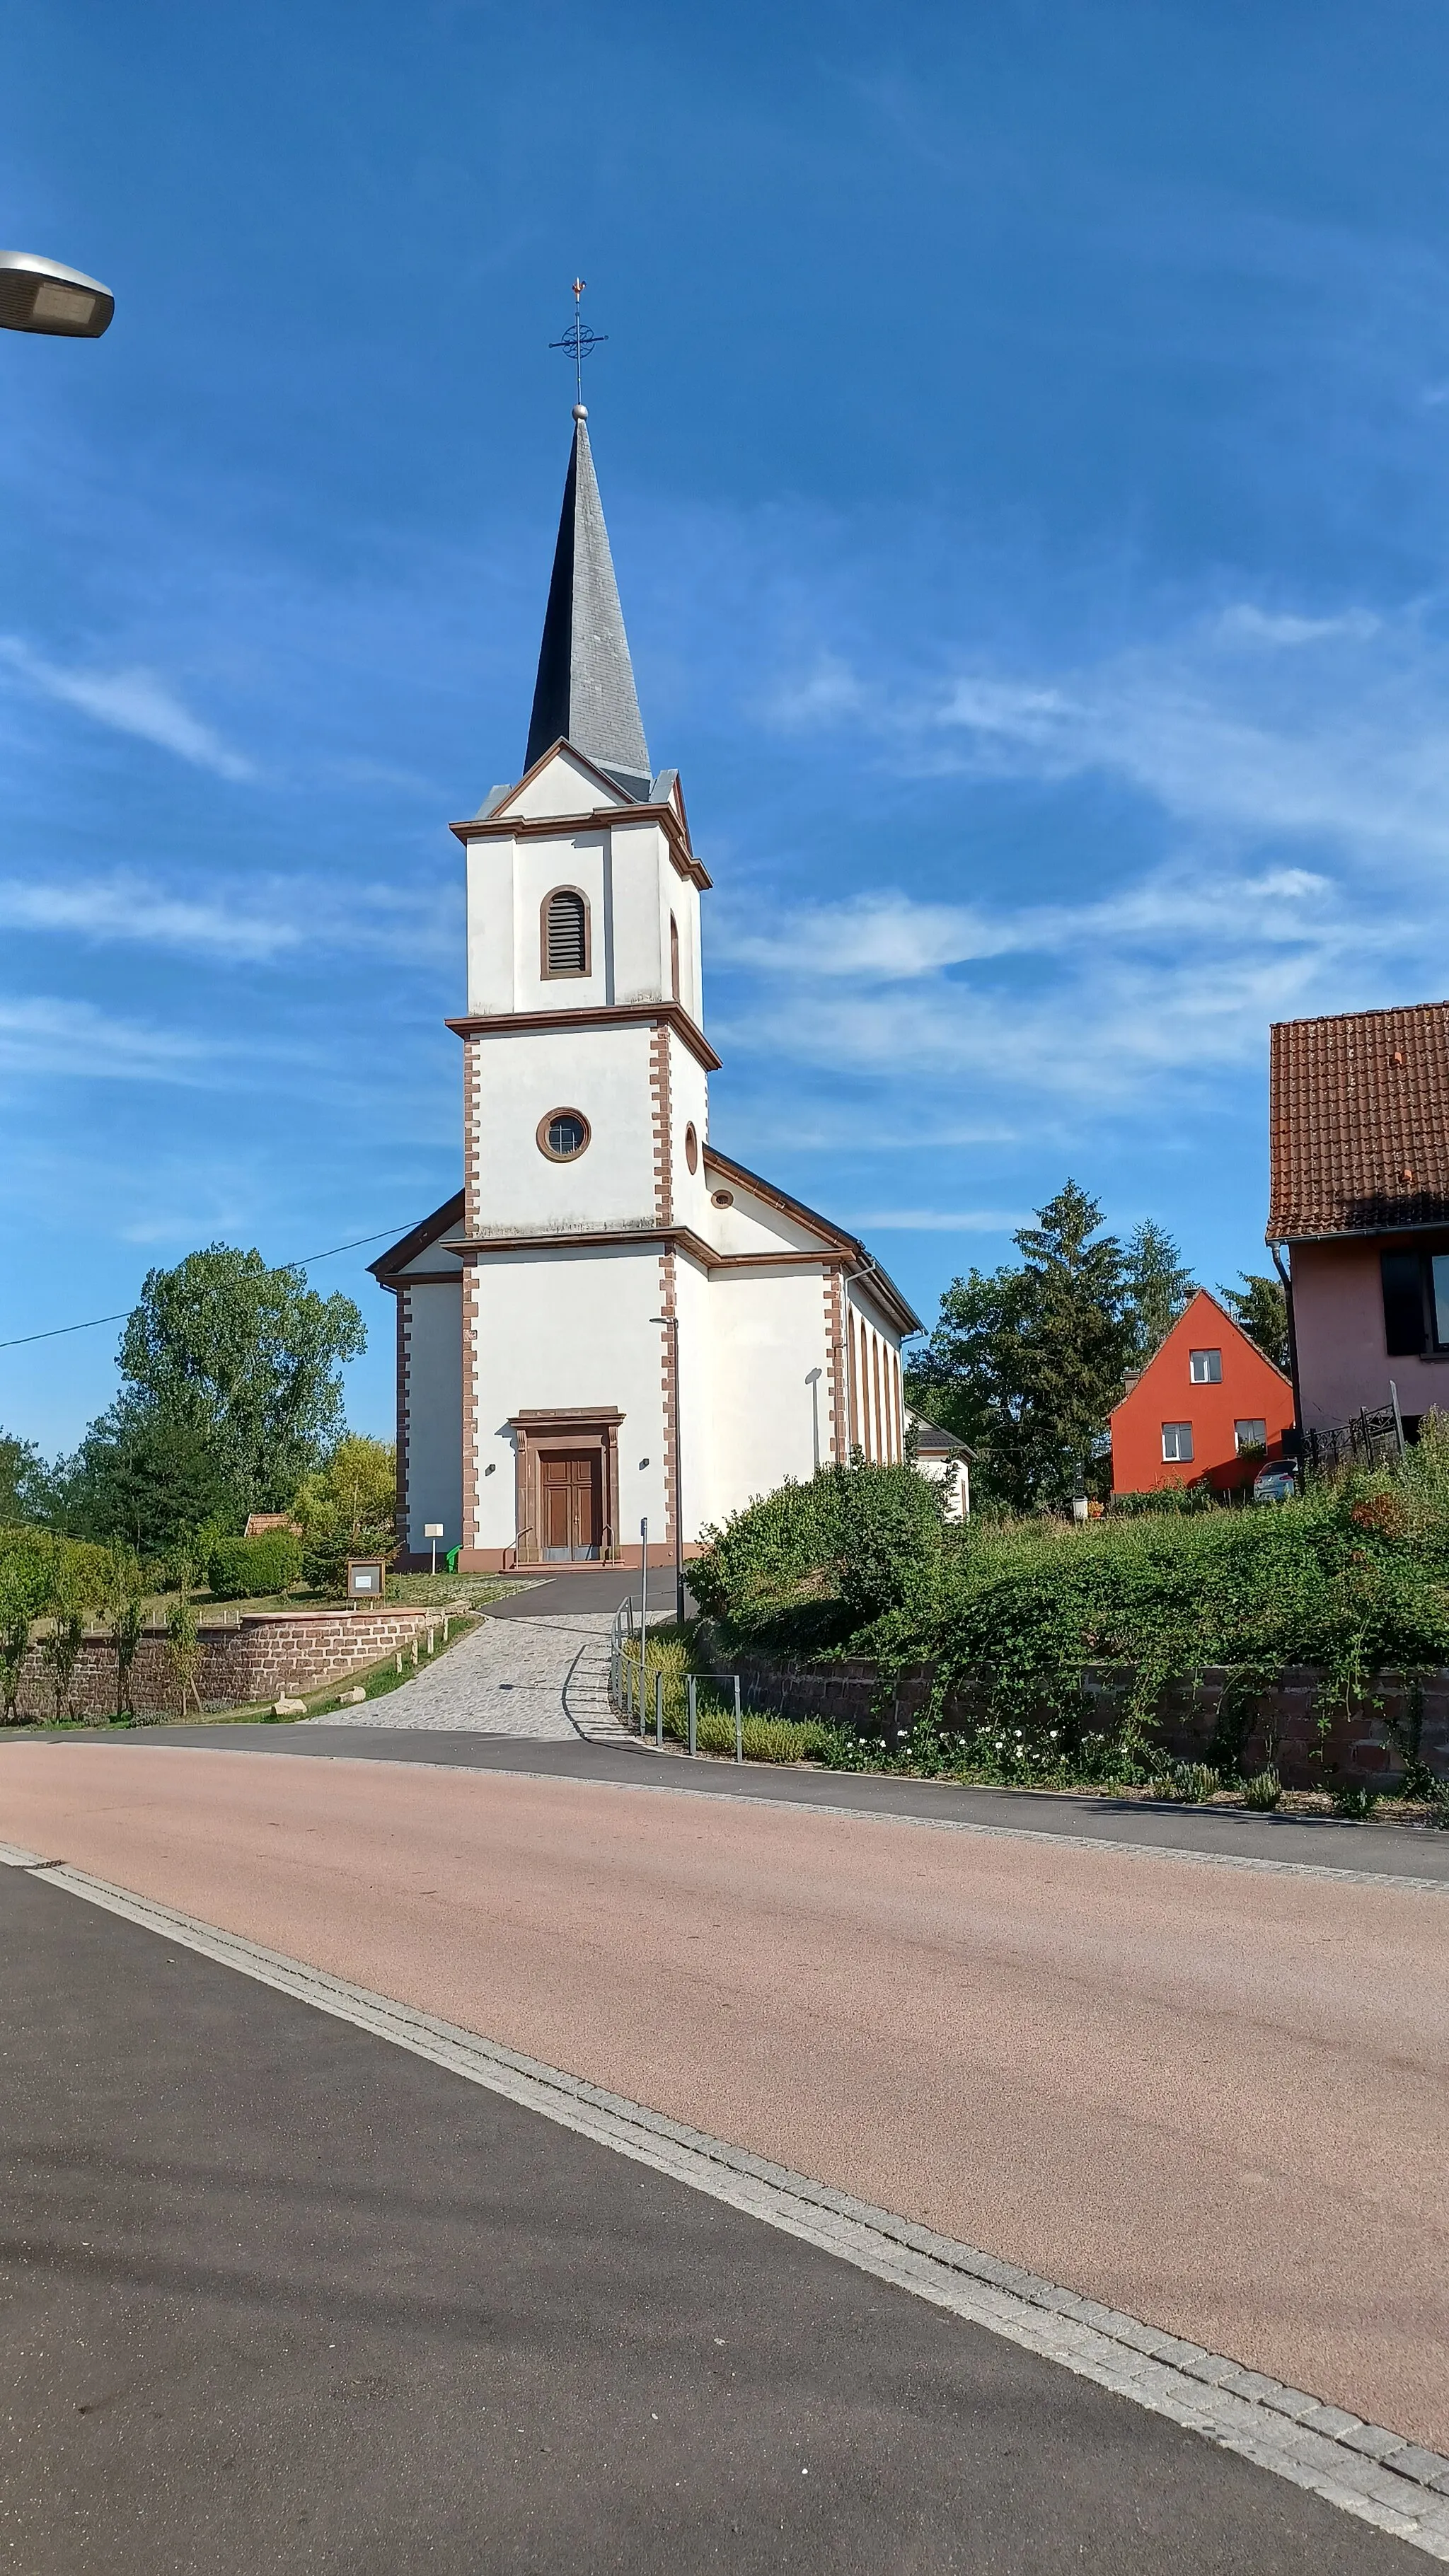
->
xmin=0 ymin=1530 xmax=55 ymax=1722
xmin=691 ymin=1459 xmax=945 ymax=1642
xmin=1329 ymin=1784 xmax=1381 ymax=1820
xmin=42 ymin=1538 xmax=109 ymax=1721
xmin=207 ymin=1530 xmax=302 ymax=1600
xmin=692 ymin=1455 xmax=1449 ymax=1781
xmin=1242 ymin=1767 xmax=1283 ymax=1810
xmin=98 ymin=1544 xmax=146 ymax=1722
xmin=294 ymin=1435 xmax=396 ymax=1593
xmin=1144 ymin=1760 xmax=1220 ymax=1804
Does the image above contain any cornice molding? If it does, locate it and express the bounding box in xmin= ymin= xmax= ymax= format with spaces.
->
xmin=449 ymin=800 xmax=710 ymax=891
xmin=446 ymin=1001 xmax=722 ymax=1075
xmin=444 ymin=1224 xmax=870 ymax=1286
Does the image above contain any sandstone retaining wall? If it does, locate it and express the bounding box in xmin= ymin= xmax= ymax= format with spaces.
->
xmin=727 ymin=1646 xmax=1449 ymax=1788
xmin=8 ymin=1605 xmax=437 ymax=1723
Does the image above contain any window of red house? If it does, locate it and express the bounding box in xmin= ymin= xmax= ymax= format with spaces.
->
xmin=1189 ymin=1349 xmax=1222 ymax=1384
xmin=1162 ymin=1422 xmax=1194 ymax=1462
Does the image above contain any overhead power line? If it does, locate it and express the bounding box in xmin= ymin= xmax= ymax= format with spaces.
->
xmin=0 ymin=1220 xmax=422 ymax=1355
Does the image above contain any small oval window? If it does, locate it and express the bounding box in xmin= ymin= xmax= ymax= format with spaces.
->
xmin=538 ymin=1107 xmax=590 ymax=1161
xmin=685 ymin=1123 xmax=698 ymax=1174
xmin=711 ymin=1188 xmax=733 ymax=1208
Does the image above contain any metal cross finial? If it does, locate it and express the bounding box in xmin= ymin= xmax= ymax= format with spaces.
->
xmin=550 ymin=277 xmax=607 ymax=405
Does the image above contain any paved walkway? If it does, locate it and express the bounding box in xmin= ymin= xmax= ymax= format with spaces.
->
xmin=302 ymin=1602 xmax=629 ymax=1742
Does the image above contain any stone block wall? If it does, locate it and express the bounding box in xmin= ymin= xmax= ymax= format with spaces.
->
xmin=727 ymin=1644 xmax=1449 ymax=1788
xmin=8 ymin=1605 xmax=436 ymax=1723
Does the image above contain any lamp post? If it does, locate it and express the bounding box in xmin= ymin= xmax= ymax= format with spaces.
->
xmin=650 ymin=1311 xmax=686 ymax=1627
xmin=0 ymin=251 xmax=114 ymax=338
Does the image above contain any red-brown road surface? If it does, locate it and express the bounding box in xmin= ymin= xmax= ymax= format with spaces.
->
xmin=5 ymin=1740 xmax=1446 ymax=2454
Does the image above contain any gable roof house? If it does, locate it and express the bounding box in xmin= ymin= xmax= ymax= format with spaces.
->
xmin=906 ymin=1413 xmax=971 ymax=1520
xmin=1267 ymin=1001 xmax=1449 ymax=1443
xmin=1109 ymin=1288 xmax=1293 ymax=1496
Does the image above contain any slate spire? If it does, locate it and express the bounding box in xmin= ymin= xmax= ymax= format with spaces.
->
xmin=524 ymin=405 xmax=652 ymax=799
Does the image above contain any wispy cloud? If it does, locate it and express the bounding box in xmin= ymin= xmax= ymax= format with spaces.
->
xmin=0 ymin=997 xmax=213 ymax=1083
xmin=0 ymin=637 xmax=255 ymax=780
xmin=712 ymin=845 xmax=1427 ymax=1113
xmin=0 ymin=871 xmax=457 ymax=965
xmin=765 ymin=596 xmax=1449 ymax=877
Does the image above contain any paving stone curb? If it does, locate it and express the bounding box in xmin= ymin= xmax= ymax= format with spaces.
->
xmin=18 ymin=1852 xmax=1449 ymax=2559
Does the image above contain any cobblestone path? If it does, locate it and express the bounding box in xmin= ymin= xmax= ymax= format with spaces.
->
xmin=302 ymin=1605 xmax=628 ymax=1743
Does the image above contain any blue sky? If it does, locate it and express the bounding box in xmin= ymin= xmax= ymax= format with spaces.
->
xmin=3 ymin=0 xmax=1448 ymax=1452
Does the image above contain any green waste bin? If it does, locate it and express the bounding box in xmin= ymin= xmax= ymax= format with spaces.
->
xmin=444 ymin=1547 xmax=460 ymax=1574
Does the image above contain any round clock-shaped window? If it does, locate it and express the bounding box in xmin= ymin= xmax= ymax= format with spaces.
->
xmin=538 ymin=1108 xmax=591 ymax=1161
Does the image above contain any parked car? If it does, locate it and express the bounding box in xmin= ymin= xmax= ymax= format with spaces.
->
xmin=1252 ymin=1462 xmax=1298 ymax=1505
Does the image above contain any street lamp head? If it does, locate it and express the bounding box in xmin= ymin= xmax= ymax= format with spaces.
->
xmin=0 ymin=251 xmax=114 ymax=338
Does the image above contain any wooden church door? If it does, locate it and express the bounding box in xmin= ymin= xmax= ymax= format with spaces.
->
xmin=540 ymin=1452 xmax=603 ymax=1561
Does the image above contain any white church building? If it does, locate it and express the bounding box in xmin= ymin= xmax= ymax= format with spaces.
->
xmin=374 ymin=404 xmax=918 ymax=1571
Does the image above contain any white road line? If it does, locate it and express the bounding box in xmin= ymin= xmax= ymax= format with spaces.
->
xmin=18 ymin=1852 xmax=1449 ymax=2560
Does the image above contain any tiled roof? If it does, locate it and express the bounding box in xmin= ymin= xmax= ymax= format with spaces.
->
xmin=1267 ymin=1001 xmax=1449 ymax=1238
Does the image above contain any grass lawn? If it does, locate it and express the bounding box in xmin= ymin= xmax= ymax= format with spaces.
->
xmin=134 ymin=1572 xmax=540 ymax=1624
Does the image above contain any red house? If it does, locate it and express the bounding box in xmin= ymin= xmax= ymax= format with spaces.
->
xmin=1109 ymin=1289 xmax=1294 ymax=1496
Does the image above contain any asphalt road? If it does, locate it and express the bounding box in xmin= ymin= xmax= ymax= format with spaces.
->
xmin=4 ymin=1741 xmax=1445 ymax=2452
xmin=0 ymin=1864 xmax=1419 ymax=2574
xmin=79 ymin=1721 xmax=1449 ymax=1881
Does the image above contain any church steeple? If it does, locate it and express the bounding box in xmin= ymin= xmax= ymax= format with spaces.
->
xmin=524 ymin=405 xmax=652 ymax=800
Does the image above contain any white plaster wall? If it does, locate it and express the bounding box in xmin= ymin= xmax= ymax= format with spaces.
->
xmin=466 ymin=1242 xmax=670 ymax=1550
xmin=609 ymin=817 xmax=676 ymax=1005
xmin=915 ymin=1452 xmax=968 ymax=1520
xmin=673 ymin=1249 xmax=714 ymax=1539
xmin=674 ymin=879 xmax=703 ymax=1025
xmin=695 ymin=1265 xmax=830 ymax=1527
xmin=465 ymin=787 xmax=700 ymax=1024
xmin=700 ymin=1166 xmax=831 ymax=1257
xmin=403 ymin=1281 xmax=463 ymax=1554
xmin=468 ymin=1022 xmax=657 ymax=1232
xmin=507 ymin=746 xmax=628 ymax=820
xmin=465 ymin=838 xmax=517 ymax=1016
xmin=668 ymin=1034 xmax=712 ymax=1233
xmin=513 ymin=832 xmax=609 ymax=1008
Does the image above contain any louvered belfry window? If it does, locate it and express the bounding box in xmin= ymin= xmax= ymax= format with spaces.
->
xmin=544 ymin=888 xmax=587 ymax=976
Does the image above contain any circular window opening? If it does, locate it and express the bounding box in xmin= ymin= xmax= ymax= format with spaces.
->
xmin=711 ymin=1189 xmax=734 ymax=1208
xmin=684 ymin=1123 xmax=698 ymax=1174
xmin=538 ymin=1108 xmax=591 ymax=1161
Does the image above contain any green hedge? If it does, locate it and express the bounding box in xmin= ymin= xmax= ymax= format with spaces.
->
xmin=690 ymin=1437 xmax=1449 ymax=1771
xmin=206 ymin=1530 xmax=303 ymax=1600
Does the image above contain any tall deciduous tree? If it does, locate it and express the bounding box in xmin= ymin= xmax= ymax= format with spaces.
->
xmin=58 ymin=1400 xmax=238 ymax=1554
xmin=0 ymin=1431 xmax=51 ymax=1527
xmin=58 ymin=1246 xmax=366 ymax=1549
xmin=908 ymin=1182 xmax=1135 ymax=1513
xmin=117 ymin=1246 xmax=364 ymax=1508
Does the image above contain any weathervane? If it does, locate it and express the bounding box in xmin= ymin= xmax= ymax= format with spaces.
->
xmin=550 ymin=278 xmax=607 ymax=405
